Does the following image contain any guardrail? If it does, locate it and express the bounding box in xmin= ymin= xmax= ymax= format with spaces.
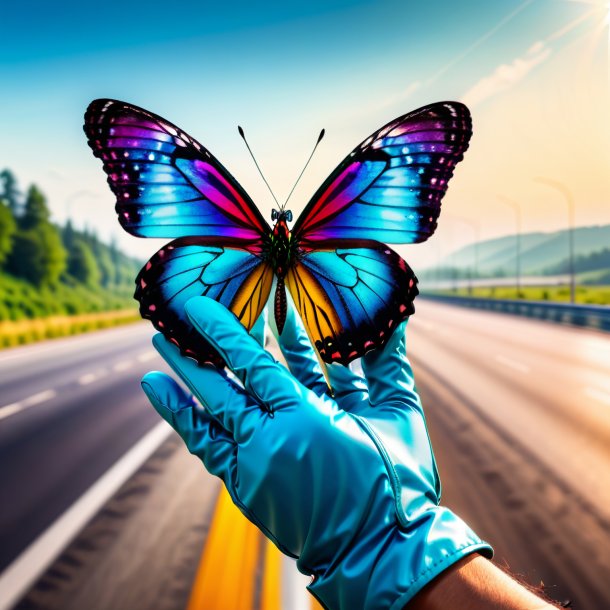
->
xmin=420 ymin=294 xmax=610 ymax=332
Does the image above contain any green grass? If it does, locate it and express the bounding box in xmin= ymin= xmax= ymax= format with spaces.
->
xmin=0 ymin=271 xmax=142 ymax=349
xmin=428 ymin=285 xmax=610 ymax=305
xmin=0 ymin=309 xmax=142 ymax=348
xmin=0 ymin=272 xmax=136 ymax=321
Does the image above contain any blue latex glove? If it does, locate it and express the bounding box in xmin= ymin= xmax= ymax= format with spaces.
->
xmin=141 ymin=297 xmax=492 ymax=610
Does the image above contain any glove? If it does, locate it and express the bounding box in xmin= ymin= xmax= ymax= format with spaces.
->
xmin=141 ymin=296 xmax=492 ymax=610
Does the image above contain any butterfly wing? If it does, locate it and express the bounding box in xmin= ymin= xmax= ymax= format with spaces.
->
xmin=292 ymin=101 xmax=471 ymax=244
xmin=136 ymin=237 xmax=273 ymax=365
xmin=285 ymin=241 xmax=418 ymax=364
xmin=84 ymin=99 xmax=270 ymax=248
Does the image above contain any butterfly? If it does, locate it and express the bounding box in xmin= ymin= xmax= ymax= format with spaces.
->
xmin=84 ymin=99 xmax=472 ymax=366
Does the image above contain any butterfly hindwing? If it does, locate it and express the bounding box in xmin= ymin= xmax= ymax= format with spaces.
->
xmin=292 ymin=102 xmax=471 ymax=245
xmin=136 ymin=237 xmax=273 ymax=365
xmin=84 ymin=99 xmax=269 ymax=248
xmin=286 ymin=240 xmax=418 ymax=364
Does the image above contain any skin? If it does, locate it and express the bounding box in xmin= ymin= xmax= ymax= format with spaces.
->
xmin=408 ymin=555 xmax=561 ymax=610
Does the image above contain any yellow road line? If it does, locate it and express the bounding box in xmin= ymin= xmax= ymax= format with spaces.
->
xmin=187 ymin=488 xmax=262 ymax=610
xmin=260 ymin=540 xmax=281 ymax=610
xmin=188 ymin=486 xmax=324 ymax=610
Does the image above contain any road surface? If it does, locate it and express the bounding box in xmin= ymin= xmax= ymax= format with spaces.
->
xmin=0 ymin=324 xmax=166 ymax=572
xmin=409 ymin=299 xmax=610 ymax=608
xmin=1 ymin=301 xmax=609 ymax=608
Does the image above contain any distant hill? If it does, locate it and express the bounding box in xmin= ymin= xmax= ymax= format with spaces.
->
xmin=427 ymin=224 xmax=610 ymax=278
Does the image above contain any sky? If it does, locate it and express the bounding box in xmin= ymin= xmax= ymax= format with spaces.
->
xmin=1 ymin=0 xmax=609 ymax=271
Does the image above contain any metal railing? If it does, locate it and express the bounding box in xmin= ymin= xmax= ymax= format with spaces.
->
xmin=420 ymin=294 xmax=610 ymax=332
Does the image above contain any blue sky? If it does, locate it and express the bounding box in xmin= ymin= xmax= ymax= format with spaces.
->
xmin=1 ymin=0 xmax=608 ymax=267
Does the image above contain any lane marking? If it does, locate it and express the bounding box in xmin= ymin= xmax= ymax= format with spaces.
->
xmin=113 ymin=360 xmax=133 ymax=372
xmin=495 ymin=354 xmax=530 ymax=374
xmin=281 ymin=555 xmax=314 ymax=610
xmin=584 ymin=386 xmax=610 ymax=405
xmin=0 ymin=390 xmax=57 ymax=421
xmin=0 ymin=421 xmax=172 ymax=610
xmin=187 ymin=488 xmax=262 ymax=610
xmin=78 ymin=374 xmax=97 ymax=385
xmin=137 ymin=351 xmax=157 ymax=363
xmin=78 ymin=371 xmax=108 ymax=386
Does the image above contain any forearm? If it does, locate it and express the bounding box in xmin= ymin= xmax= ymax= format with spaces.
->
xmin=408 ymin=555 xmax=559 ymax=610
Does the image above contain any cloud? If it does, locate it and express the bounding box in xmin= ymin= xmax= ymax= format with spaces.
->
xmin=461 ymin=41 xmax=552 ymax=108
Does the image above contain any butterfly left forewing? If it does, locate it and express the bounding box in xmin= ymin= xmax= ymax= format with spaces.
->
xmin=84 ymin=99 xmax=270 ymax=246
xmin=286 ymin=241 xmax=418 ymax=364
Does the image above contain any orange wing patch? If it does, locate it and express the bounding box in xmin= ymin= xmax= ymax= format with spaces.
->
xmin=286 ymin=262 xmax=342 ymax=354
xmin=231 ymin=262 xmax=273 ymax=330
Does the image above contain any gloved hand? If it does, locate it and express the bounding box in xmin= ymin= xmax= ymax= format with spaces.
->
xmin=141 ymin=296 xmax=492 ymax=610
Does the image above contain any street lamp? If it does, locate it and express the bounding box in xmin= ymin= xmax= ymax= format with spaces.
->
xmin=497 ymin=196 xmax=522 ymax=298
xmin=447 ymin=215 xmax=480 ymax=295
xmin=534 ymin=177 xmax=576 ymax=304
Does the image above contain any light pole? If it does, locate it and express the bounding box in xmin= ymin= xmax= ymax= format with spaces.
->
xmin=447 ymin=215 xmax=480 ymax=295
xmin=534 ymin=177 xmax=576 ymax=304
xmin=497 ymin=196 xmax=522 ymax=298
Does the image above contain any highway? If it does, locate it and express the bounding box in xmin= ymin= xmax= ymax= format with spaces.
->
xmin=0 ymin=324 xmax=165 ymax=572
xmin=1 ymin=301 xmax=609 ymax=608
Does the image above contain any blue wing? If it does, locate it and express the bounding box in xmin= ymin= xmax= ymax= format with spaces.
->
xmin=84 ymin=99 xmax=269 ymax=249
xmin=292 ymin=102 xmax=471 ymax=244
xmin=136 ymin=238 xmax=273 ymax=365
xmin=285 ymin=241 xmax=418 ymax=364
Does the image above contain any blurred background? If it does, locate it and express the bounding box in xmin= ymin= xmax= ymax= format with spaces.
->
xmin=1 ymin=1 xmax=609 ymax=608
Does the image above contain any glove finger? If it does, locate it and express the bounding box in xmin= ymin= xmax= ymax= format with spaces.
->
xmin=152 ymin=334 xmax=264 ymax=443
xmin=141 ymin=371 xmax=238 ymax=483
xmin=185 ymin=296 xmax=305 ymax=412
xmin=277 ymin=303 xmax=328 ymax=396
xmin=361 ymin=319 xmax=421 ymax=409
xmin=326 ymin=362 xmax=368 ymax=412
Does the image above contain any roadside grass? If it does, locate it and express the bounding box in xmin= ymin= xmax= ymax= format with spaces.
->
xmin=0 ymin=309 xmax=142 ymax=349
xmin=427 ymin=285 xmax=610 ymax=306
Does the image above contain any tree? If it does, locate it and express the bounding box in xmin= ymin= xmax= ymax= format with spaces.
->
xmin=7 ymin=224 xmax=67 ymax=285
xmin=67 ymin=238 xmax=100 ymax=286
xmin=0 ymin=169 xmax=21 ymax=215
xmin=0 ymin=202 xmax=16 ymax=266
xmin=21 ymin=185 xmax=50 ymax=229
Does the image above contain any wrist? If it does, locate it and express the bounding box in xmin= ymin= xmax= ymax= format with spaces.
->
xmin=306 ymin=506 xmax=492 ymax=610
xmin=408 ymin=554 xmax=559 ymax=610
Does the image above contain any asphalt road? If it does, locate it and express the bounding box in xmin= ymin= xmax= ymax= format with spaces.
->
xmin=409 ymin=299 xmax=610 ymax=609
xmin=0 ymin=323 xmax=167 ymax=572
xmin=2 ymin=302 xmax=610 ymax=608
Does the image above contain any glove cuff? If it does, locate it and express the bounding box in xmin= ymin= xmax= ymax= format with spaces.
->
xmin=307 ymin=506 xmax=493 ymax=610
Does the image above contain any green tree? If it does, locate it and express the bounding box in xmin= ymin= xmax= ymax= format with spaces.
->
xmin=67 ymin=238 xmax=100 ymax=286
xmin=0 ymin=169 xmax=21 ymax=215
xmin=8 ymin=224 xmax=67 ymax=285
xmin=0 ymin=202 xmax=16 ymax=266
xmin=21 ymin=185 xmax=50 ymax=229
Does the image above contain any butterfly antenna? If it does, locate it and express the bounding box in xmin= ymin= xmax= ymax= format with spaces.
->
xmin=238 ymin=125 xmax=280 ymax=208
xmin=283 ymin=128 xmax=325 ymax=210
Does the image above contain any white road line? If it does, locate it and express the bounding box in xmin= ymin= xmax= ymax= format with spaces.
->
xmin=0 ymin=421 xmax=172 ymax=610
xmin=0 ymin=390 xmax=57 ymax=421
xmin=495 ymin=354 xmax=530 ymax=374
xmin=137 ymin=351 xmax=157 ymax=363
xmin=78 ymin=371 xmax=108 ymax=386
xmin=113 ymin=360 xmax=133 ymax=372
xmin=282 ymin=556 xmax=313 ymax=610
xmin=584 ymin=386 xmax=610 ymax=405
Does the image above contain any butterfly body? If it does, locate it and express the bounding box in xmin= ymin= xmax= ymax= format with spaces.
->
xmin=85 ymin=99 xmax=472 ymax=366
xmin=262 ymin=210 xmax=297 ymax=333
